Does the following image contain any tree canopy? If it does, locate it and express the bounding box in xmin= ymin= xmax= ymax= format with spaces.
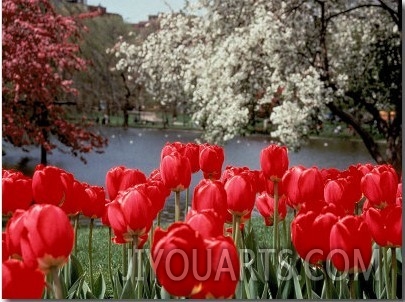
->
xmin=112 ymin=0 xmax=401 ymax=172
xmin=2 ymin=0 xmax=108 ymax=164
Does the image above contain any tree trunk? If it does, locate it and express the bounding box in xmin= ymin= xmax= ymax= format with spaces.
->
xmin=121 ymin=72 xmax=131 ymax=129
xmin=41 ymin=144 xmax=47 ymax=166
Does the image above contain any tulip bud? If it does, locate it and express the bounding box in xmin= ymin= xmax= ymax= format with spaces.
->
xmin=32 ymin=165 xmax=74 ymax=206
xmin=82 ymin=185 xmax=107 ymax=219
xmin=186 ymin=209 xmax=224 ymax=239
xmin=20 ymin=204 xmax=74 ymax=273
xmin=364 ymin=204 xmax=402 ymax=247
xmin=152 ymin=222 xmax=206 ymax=297
xmin=105 ymin=166 xmax=147 ymax=200
xmin=199 ymin=144 xmax=224 ymax=180
xmin=224 ymin=174 xmax=256 ymax=217
xmin=191 ymin=236 xmax=240 ymax=299
xmin=324 ymin=177 xmax=362 ymax=215
xmin=361 ymin=165 xmax=398 ymax=209
xmin=329 ymin=215 xmax=372 ymax=273
xmin=282 ymin=166 xmax=324 ymax=210
xmin=2 ymin=169 xmax=33 ymax=214
xmin=256 ymin=192 xmax=287 ymax=226
xmin=291 ymin=210 xmax=338 ymax=265
xmin=160 ymin=151 xmax=191 ymax=192
xmin=192 ymin=179 xmax=228 ymax=220
xmin=183 ymin=143 xmax=200 ymax=173
xmin=260 ymin=144 xmax=289 ymax=181
xmin=107 ymin=185 xmax=153 ymax=244
xmin=60 ymin=179 xmax=86 ymax=216
xmin=2 ymin=259 xmax=45 ymax=299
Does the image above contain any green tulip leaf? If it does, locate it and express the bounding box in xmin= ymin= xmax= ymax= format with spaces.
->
xmin=93 ymin=272 xmax=106 ymax=299
xmin=160 ymin=286 xmax=171 ymax=300
xmin=69 ymin=254 xmax=84 ymax=285
xmin=113 ymin=270 xmax=123 ymax=299
xmin=120 ymin=278 xmax=136 ymax=299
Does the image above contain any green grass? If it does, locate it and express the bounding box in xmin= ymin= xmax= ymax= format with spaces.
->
xmin=73 ymin=214 xmax=294 ymax=298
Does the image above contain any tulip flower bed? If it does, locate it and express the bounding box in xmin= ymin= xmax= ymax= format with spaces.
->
xmin=2 ymin=142 xmax=402 ymax=299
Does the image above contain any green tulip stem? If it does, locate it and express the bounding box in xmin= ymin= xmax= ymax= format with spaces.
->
xmin=383 ymin=246 xmax=391 ymax=299
xmin=137 ymin=246 xmax=143 ymax=299
xmin=303 ymin=261 xmax=313 ymax=299
xmin=131 ymin=236 xmax=139 ymax=289
xmin=175 ymin=191 xmax=181 ymax=222
xmin=234 ymin=215 xmax=241 ymax=249
xmin=282 ymin=219 xmax=288 ymax=248
xmin=273 ymin=181 xmax=279 ymax=265
xmin=185 ymin=187 xmax=190 ymax=219
xmin=88 ymin=218 xmax=95 ymax=292
xmin=51 ymin=266 xmax=63 ymax=299
xmin=323 ymin=266 xmax=334 ymax=299
xmin=231 ymin=214 xmax=237 ymax=242
xmin=108 ymin=227 xmax=113 ymax=288
xmin=391 ymin=247 xmax=397 ymax=299
xmin=122 ymin=243 xmax=128 ymax=283
xmin=348 ymin=273 xmax=356 ymax=299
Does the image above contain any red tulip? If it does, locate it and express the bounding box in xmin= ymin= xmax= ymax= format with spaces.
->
xmin=160 ymin=151 xmax=191 ymax=192
xmin=361 ymin=165 xmax=398 ymax=209
xmin=148 ymin=169 xmax=171 ymax=196
xmin=324 ymin=177 xmax=362 ymax=215
xmin=192 ymin=179 xmax=228 ymax=220
xmin=5 ymin=209 xmax=28 ymax=259
xmin=20 ymin=204 xmax=74 ymax=273
xmin=106 ymin=185 xmax=153 ymax=244
xmin=251 ymin=170 xmax=268 ymax=194
xmin=2 ymin=259 xmax=45 ymax=299
xmin=184 ymin=143 xmax=201 ymax=173
xmin=32 ymin=165 xmax=74 ymax=206
xmin=2 ymin=170 xmax=33 ymax=214
xmin=152 ymin=222 xmax=206 ymax=297
xmin=224 ymin=174 xmax=256 ymax=217
xmin=82 ymin=185 xmax=107 ymax=219
xmin=105 ymin=166 xmax=147 ymax=200
xmin=199 ymin=144 xmax=224 ymax=180
xmin=220 ymin=166 xmax=251 ymax=183
xmin=355 ymin=163 xmax=375 ymax=176
xmin=256 ymin=192 xmax=287 ymax=226
xmin=291 ymin=210 xmax=338 ymax=265
xmin=282 ymin=166 xmax=324 ymax=210
xmin=60 ymin=179 xmax=87 ymax=216
xmin=364 ymin=204 xmax=402 ymax=247
xmin=145 ymin=179 xmax=170 ymax=219
xmin=161 ymin=142 xmax=185 ymax=159
xmin=396 ymin=183 xmax=402 ymax=205
xmin=329 ymin=215 xmax=372 ymax=273
xmin=221 ymin=166 xmax=259 ymax=193
xmin=265 ymin=178 xmax=285 ymax=197
xmin=3 ymin=232 xmax=10 ymax=262
xmin=320 ymin=167 xmax=341 ymax=182
xmin=260 ymin=144 xmax=289 ymax=181
xmin=186 ymin=209 xmax=225 ymax=239
xmin=191 ymin=236 xmax=240 ymax=299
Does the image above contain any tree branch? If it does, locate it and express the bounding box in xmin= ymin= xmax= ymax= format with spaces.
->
xmin=326 ymin=102 xmax=385 ymax=164
xmin=326 ymin=4 xmax=382 ymax=22
xmin=377 ymin=0 xmax=400 ymax=26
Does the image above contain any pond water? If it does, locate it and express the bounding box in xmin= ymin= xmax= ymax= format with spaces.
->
xmin=2 ymin=127 xmax=376 ymax=223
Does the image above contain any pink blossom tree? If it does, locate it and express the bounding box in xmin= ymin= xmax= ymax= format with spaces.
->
xmin=2 ymin=0 xmax=107 ymax=165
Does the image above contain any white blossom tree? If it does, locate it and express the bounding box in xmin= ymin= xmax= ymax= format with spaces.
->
xmin=111 ymin=0 xmax=401 ymax=172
